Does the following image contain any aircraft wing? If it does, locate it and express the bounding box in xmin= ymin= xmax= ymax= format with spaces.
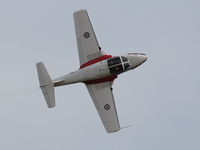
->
xmin=73 ymin=9 xmax=104 ymax=65
xmin=86 ymin=82 xmax=120 ymax=133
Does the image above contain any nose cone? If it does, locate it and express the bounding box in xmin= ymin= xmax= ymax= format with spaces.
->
xmin=128 ymin=53 xmax=148 ymax=69
xmin=141 ymin=54 xmax=148 ymax=63
xmin=137 ymin=54 xmax=148 ymax=65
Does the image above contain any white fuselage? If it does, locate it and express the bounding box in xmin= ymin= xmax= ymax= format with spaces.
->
xmin=53 ymin=53 xmax=147 ymax=86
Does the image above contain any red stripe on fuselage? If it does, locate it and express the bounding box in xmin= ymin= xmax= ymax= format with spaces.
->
xmin=79 ymin=55 xmax=112 ymax=69
xmin=84 ymin=75 xmax=117 ymax=84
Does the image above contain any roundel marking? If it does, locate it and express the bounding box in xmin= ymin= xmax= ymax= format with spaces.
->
xmin=84 ymin=32 xmax=90 ymax=38
xmin=104 ymin=104 xmax=110 ymax=110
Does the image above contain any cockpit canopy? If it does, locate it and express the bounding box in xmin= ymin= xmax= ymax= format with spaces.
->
xmin=107 ymin=56 xmax=130 ymax=75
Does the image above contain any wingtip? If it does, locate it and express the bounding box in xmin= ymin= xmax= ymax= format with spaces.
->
xmin=106 ymin=127 xmax=121 ymax=133
xmin=74 ymin=9 xmax=87 ymax=14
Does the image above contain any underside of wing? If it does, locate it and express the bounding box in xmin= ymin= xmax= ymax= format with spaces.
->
xmin=86 ymin=82 xmax=120 ymax=133
xmin=73 ymin=9 xmax=104 ymax=65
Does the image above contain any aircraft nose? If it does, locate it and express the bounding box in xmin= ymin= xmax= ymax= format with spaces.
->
xmin=141 ymin=54 xmax=148 ymax=63
xmin=136 ymin=53 xmax=147 ymax=63
xmin=127 ymin=53 xmax=148 ymax=69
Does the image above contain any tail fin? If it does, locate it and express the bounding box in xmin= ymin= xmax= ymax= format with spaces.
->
xmin=36 ymin=62 xmax=55 ymax=108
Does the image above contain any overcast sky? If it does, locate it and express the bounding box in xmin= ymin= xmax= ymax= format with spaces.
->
xmin=0 ymin=0 xmax=200 ymax=150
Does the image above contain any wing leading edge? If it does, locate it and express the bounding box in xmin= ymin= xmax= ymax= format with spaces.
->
xmin=73 ymin=9 xmax=104 ymax=65
xmin=86 ymin=82 xmax=120 ymax=133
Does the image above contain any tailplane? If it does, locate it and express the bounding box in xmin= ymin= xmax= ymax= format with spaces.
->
xmin=36 ymin=62 xmax=55 ymax=108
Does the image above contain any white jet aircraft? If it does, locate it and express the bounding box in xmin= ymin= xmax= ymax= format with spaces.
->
xmin=36 ymin=9 xmax=148 ymax=133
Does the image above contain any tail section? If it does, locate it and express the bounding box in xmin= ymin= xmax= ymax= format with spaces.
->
xmin=36 ymin=62 xmax=55 ymax=108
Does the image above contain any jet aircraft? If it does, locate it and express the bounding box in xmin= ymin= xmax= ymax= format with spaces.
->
xmin=36 ymin=9 xmax=148 ymax=133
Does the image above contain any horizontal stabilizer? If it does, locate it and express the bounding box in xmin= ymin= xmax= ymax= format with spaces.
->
xmin=36 ymin=62 xmax=55 ymax=108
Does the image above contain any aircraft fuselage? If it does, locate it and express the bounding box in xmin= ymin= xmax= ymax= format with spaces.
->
xmin=53 ymin=53 xmax=147 ymax=86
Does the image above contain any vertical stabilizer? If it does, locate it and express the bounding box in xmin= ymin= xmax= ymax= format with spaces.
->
xmin=36 ymin=62 xmax=55 ymax=108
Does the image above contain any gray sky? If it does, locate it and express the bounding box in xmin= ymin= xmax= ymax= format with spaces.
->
xmin=0 ymin=0 xmax=200 ymax=149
